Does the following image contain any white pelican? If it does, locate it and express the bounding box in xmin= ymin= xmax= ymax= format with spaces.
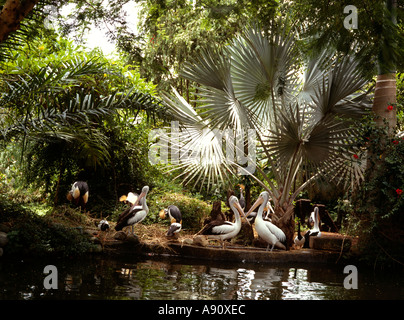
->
xmin=247 ymin=200 xmax=274 ymax=223
xmin=303 ymin=207 xmax=321 ymax=247
xmin=247 ymin=191 xmax=286 ymax=252
xmin=294 ymin=220 xmax=305 ymax=248
xmin=160 ymin=205 xmax=182 ymax=236
xmin=197 ymin=195 xmax=248 ymax=249
xmin=67 ymin=181 xmax=89 ymax=209
xmin=115 ymin=186 xmax=149 ymax=235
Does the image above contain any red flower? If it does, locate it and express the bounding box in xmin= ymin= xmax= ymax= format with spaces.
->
xmin=396 ymin=189 xmax=403 ymax=196
xmin=387 ymin=105 xmax=394 ymax=111
xmin=393 ymin=140 xmax=399 ymax=145
xmin=353 ymin=154 xmax=359 ymax=159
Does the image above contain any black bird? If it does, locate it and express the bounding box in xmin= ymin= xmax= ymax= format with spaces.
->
xmin=67 ymin=181 xmax=89 ymax=210
xmin=97 ymin=220 xmax=110 ymax=231
xmin=294 ymin=220 xmax=305 ymax=249
xmin=160 ymin=205 xmax=182 ymax=236
xmin=303 ymin=207 xmax=321 ymax=248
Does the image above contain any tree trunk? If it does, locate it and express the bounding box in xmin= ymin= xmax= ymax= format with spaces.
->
xmin=0 ymin=0 xmax=40 ymax=43
xmin=372 ymin=73 xmax=397 ymax=130
xmin=372 ymin=0 xmax=397 ymax=132
xmin=274 ymin=204 xmax=295 ymax=250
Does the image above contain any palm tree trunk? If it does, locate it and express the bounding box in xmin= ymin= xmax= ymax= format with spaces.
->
xmin=372 ymin=0 xmax=397 ymax=132
xmin=274 ymin=204 xmax=295 ymax=250
xmin=0 ymin=0 xmax=40 ymax=43
xmin=372 ymin=73 xmax=396 ymax=130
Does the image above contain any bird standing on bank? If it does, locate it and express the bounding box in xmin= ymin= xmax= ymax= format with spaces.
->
xmin=67 ymin=181 xmax=89 ymax=210
xmin=196 ymin=196 xmax=248 ymax=249
xmin=159 ymin=205 xmax=182 ymax=237
xmin=247 ymin=191 xmax=286 ymax=252
xmin=115 ymin=186 xmax=149 ymax=235
xmin=303 ymin=206 xmax=321 ymax=248
xmin=294 ymin=220 xmax=305 ymax=249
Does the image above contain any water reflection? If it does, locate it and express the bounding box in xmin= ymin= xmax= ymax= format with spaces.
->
xmin=0 ymin=256 xmax=403 ymax=300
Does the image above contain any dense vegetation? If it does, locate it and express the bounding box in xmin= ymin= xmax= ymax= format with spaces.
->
xmin=0 ymin=0 xmax=403 ymax=269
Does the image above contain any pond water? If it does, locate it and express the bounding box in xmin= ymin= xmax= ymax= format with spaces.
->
xmin=0 ymin=254 xmax=403 ymax=300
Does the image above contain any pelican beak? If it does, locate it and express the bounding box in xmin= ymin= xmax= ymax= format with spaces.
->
xmin=234 ymin=201 xmax=250 ymax=226
xmin=246 ymin=196 xmax=264 ymax=218
xmin=133 ymin=191 xmax=146 ymax=206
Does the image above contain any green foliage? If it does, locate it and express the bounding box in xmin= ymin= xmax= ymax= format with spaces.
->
xmin=162 ymin=22 xmax=372 ymax=211
xmin=0 ymin=34 xmax=173 ymax=216
xmin=126 ymin=0 xmax=279 ymax=92
xmin=352 ymin=115 xmax=404 ymax=268
xmin=0 ymin=198 xmax=95 ymax=257
xmin=147 ymin=191 xmax=211 ymax=231
xmin=289 ymin=0 xmax=404 ymax=75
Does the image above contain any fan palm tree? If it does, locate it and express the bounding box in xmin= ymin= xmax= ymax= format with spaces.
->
xmin=161 ymin=23 xmax=372 ymax=248
xmin=372 ymin=0 xmax=398 ymax=132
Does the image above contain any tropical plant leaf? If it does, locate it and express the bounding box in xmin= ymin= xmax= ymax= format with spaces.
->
xmin=163 ymin=23 xmax=372 ymax=207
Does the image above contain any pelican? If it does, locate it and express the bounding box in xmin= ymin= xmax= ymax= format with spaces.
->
xmin=303 ymin=207 xmax=321 ymax=248
xmin=247 ymin=191 xmax=286 ymax=252
xmin=160 ymin=205 xmax=182 ymax=236
xmin=294 ymin=220 xmax=305 ymax=249
xmin=115 ymin=186 xmax=149 ymax=235
xmin=196 ymin=196 xmax=248 ymax=249
xmin=247 ymin=200 xmax=274 ymax=224
xmin=67 ymin=181 xmax=89 ymax=210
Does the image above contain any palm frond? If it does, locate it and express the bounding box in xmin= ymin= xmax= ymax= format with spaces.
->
xmin=163 ymin=23 xmax=372 ymax=202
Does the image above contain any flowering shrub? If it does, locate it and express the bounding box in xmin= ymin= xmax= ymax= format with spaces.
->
xmin=353 ymin=114 xmax=404 ymax=267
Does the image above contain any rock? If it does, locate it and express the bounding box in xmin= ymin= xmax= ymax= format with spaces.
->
xmin=310 ymin=232 xmax=352 ymax=252
xmin=114 ymin=231 xmax=127 ymax=241
xmin=193 ymin=235 xmax=208 ymax=247
xmin=126 ymin=234 xmax=140 ymax=244
xmin=0 ymin=247 xmax=3 ymax=257
xmin=181 ymin=238 xmax=193 ymax=246
xmin=0 ymin=232 xmax=8 ymax=247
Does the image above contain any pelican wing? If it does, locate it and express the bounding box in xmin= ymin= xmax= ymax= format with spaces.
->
xmin=211 ymin=221 xmax=235 ymax=235
xmin=197 ymin=219 xmax=224 ymax=235
xmin=264 ymin=221 xmax=286 ymax=242
xmin=127 ymin=207 xmax=147 ymax=225
xmin=116 ymin=204 xmax=142 ymax=228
